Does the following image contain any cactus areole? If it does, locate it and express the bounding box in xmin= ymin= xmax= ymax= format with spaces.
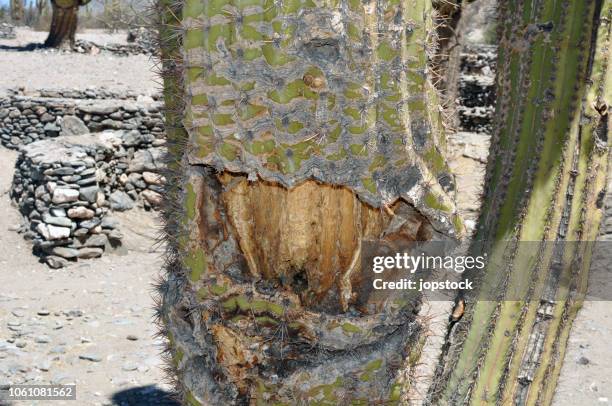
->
xmin=181 ymin=0 xmax=458 ymax=233
xmin=158 ymin=0 xmax=464 ymax=404
xmin=429 ymin=1 xmax=612 ymax=404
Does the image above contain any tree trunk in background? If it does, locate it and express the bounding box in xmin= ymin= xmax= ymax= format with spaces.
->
xmin=36 ymin=0 xmax=47 ymax=18
xmin=10 ymin=0 xmax=24 ymax=25
xmin=156 ymin=0 xmax=462 ymax=403
xmin=44 ymin=0 xmax=80 ymax=49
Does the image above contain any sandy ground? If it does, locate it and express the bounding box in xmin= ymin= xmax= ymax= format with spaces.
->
xmin=0 ymin=28 xmax=158 ymax=96
xmin=0 ymin=150 xmax=177 ymax=405
xmin=0 ymin=28 xmax=172 ymax=405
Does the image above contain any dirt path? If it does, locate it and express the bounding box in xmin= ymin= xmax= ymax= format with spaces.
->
xmin=0 ymin=148 xmax=176 ymax=405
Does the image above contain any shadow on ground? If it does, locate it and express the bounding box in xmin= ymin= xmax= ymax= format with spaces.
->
xmin=111 ymin=385 xmax=180 ymax=406
xmin=0 ymin=43 xmax=45 ymax=52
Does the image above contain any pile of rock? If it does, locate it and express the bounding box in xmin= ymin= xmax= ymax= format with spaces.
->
xmin=0 ymin=92 xmax=164 ymax=149
xmin=11 ymin=139 xmax=123 ymax=268
xmin=6 ymin=87 xmax=161 ymax=101
xmin=457 ymin=45 xmax=497 ymax=134
xmin=73 ymin=39 xmax=158 ymax=56
xmin=91 ymin=130 xmax=167 ymax=211
xmin=126 ymin=27 xmax=157 ymax=55
xmin=0 ymin=23 xmax=16 ymax=39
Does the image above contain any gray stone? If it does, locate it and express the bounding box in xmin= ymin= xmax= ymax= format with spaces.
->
xmin=73 ymin=228 xmax=88 ymax=237
xmin=36 ymin=359 xmax=51 ymax=372
xmin=50 ymin=373 xmax=74 ymax=385
xmin=77 ymin=247 xmax=103 ymax=259
xmin=78 ymin=102 xmax=120 ymax=115
xmin=36 ymin=223 xmax=50 ymax=240
xmin=47 ymin=225 xmax=71 ymax=240
xmin=76 ymin=176 xmax=96 ymax=186
xmin=128 ymin=173 xmax=146 ymax=189
xmin=46 ymin=256 xmax=67 ymax=269
xmin=43 ymin=122 xmax=60 ymax=134
xmin=101 ymin=118 xmax=122 ymax=129
xmin=51 ymin=247 xmax=79 ymax=259
xmin=79 ymin=353 xmax=102 ymax=362
xmin=40 ymin=113 xmax=55 ymax=123
xmin=50 ymin=208 xmax=66 ymax=217
xmin=79 ymin=167 xmax=96 ymax=177
xmin=109 ymin=191 xmax=134 ymax=211
xmin=143 ymin=171 xmax=165 ymax=185
xmin=108 ymin=229 xmax=123 ymax=241
xmin=34 ymin=335 xmax=51 ymax=344
xmin=43 ymin=214 xmax=73 ymax=228
xmin=127 ymin=149 xmax=155 ymax=173
xmin=141 ymin=190 xmax=162 ymax=206
xmin=79 ymin=186 xmax=99 ymax=203
xmin=121 ymin=130 xmax=145 ymax=147
xmin=79 ymin=218 xmax=101 ymax=229
xmin=48 ymin=167 xmax=75 ymax=176
xmin=66 ymin=309 xmax=84 ymax=317
xmin=101 ymin=217 xmax=119 ymax=229
xmin=60 ymin=115 xmax=89 ymax=136
xmin=52 ymin=188 xmax=79 ymax=204
xmin=50 ymin=346 xmax=66 ymax=354
xmin=83 ymin=234 xmax=108 ymax=247
xmin=67 ymin=207 xmax=94 ymax=219
xmin=149 ymin=147 xmax=166 ymax=167
xmin=121 ymin=362 xmax=138 ymax=371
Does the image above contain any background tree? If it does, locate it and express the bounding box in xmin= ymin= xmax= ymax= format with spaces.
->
xmin=10 ymin=0 xmax=24 ymax=24
xmin=156 ymin=0 xmax=610 ymax=404
xmin=44 ymin=0 xmax=90 ymax=48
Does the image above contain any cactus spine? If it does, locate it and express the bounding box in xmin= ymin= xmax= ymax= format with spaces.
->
xmin=428 ymin=1 xmax=611 ymax=404
xmin=156 ymin=0 xmax=462 ymax=404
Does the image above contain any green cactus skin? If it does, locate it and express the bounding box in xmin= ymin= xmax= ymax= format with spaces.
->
xmin=428 ymin=1 xmax=611 ymax=405
xmin=156 ymin=0 xmax=464 ymax=404
xmin=179 ymin=0 xmax=459 ymax=231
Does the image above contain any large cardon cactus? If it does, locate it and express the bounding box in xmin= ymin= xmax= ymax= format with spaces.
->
xmin=156 ymin=0 xmax=462 ymax=404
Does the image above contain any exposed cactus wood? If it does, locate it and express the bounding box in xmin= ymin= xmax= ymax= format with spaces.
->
xmin=156 ymin=0 xmax=463 ymax=404
xmin=428 ymin=1 xmax=611 ymax=404
xmin=160 ymin=166 xmax=442 ymax=404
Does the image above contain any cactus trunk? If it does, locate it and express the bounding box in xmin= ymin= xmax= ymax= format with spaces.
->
xmin=156 ymin=0 xmax=462 ymax=404
xmin=10 ymin=0 xmax=24 ymax=24
xmin=45 ymin=0 xmax=80 ymax=48
xmin=428 ymin=1 xmax=611 ymax=404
